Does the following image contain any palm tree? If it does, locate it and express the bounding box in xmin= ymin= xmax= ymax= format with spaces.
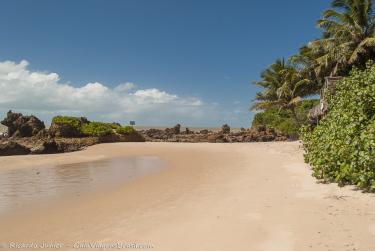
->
xmin=310 ymin=0 xmax=375 ymax=76
xmin=252 ymin=59 xmax=287 ymax=111
xmin=290 ymin=45 xmax=327 ymax=93
xmin=252 ymin=59 xmax=314 ymax=125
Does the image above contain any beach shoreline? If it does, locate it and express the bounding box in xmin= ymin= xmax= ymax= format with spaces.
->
xmin=0 ymin=142 xmax=374 ymax=251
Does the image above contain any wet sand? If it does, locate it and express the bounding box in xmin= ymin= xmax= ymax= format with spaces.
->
xmin=0 ymin=142 xmax=374 ymax=251
xmin=0 ymin=156 xmax=163 ymax=214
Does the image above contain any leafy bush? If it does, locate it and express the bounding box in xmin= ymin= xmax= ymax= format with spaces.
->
xmin=116 ymin=126 xmax=135 ymax=135
xmin=301 ymin=62 xmax=375 ymax=190
xmin=107 ymin=123 xmax=122 ymax=129
xmin=81 ymin=122 xmax=113 ymax=137
xmin=51 ymin=116 xmax=85 ymax=132
xmin=252 ymin=99 xmax=318 ymax=138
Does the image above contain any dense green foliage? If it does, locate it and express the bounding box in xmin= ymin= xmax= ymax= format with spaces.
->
xmin=116 ymin=126 xmax=135 ymax=135
xmin=52 ymin=116 xmax=85 ymax=132
xmin=301 ymin=63 xmax=375 ymax=189
xmin=252 ymin=0 xmax=375 ymax=189
xmin=51 ymin=116 xmax=136 ymax=137
xmin=107 ymin=123 xmax=122 ymax=130
xmin=252 ymin=100 xmax=319 ymax=138
xmin=81 ymin=122 xmax=113 ymax=137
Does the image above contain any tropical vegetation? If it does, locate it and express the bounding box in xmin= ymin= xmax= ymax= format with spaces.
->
xmin=301 ymin=63 xmax=375 ymax=189
xmin=116 ymin=126 xmax=136 ymax=135
xmin=81 ymin=122 xmax=113 ymax=137
xmin=252 ymin=100 xmax=318 ymax=138
xmin=51 ymin=115 xmax=135 ymax=137
xmin=51 ymin=116 xmax=86 ymax=132
xmin=252 ymin=0 xmax=375 ymax=189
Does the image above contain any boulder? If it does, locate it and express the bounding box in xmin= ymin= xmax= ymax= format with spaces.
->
xmin=221 ymin=124 xmax=230 ymax=134
xmin=165 ymin=124 xmax=181 ymax=135
xmin=30 ymin=140 xmax=59 ymax=154
xmin=207 ymin=133 xmax=228 ymax=143
xmin=142 ymin=128 xmax=165 ymax=139
xmin=1 ymin=110 xmax=45 ymax=138
xmin=49 ymin=117 xmax=89 ymax=138
xmin=0 ymin=131 xmax=8 ymax=139
xmin=0 ymin=141 xmax=31 ymax=156
xmin=118 ymin=131 xmax=146 ymax=142
xmin=255 ymin=125 xmax=267 ymax=132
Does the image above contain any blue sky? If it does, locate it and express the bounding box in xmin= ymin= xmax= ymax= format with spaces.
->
xmin=0 ymin=0 xmax=330 ymax=127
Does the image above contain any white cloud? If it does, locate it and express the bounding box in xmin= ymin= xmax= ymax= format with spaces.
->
xmin=0 ymin=60 xmax=246 ymax=126
xmin=114 ymin=82 xmax=136 ymax=92
xmin=132 ymin=89 xmax=177 ymax=104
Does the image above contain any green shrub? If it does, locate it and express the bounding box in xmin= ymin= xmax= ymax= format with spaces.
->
xmin=51 ymin=116 xmax=85 ymax=132
xmin=301 ymin=62 xmax=375 ymax=190
xmin=252 ymin=99 xmax=318 ymax=138
xmin=81 ymin=122 xmax=113 ymax=137
xmin=107 ymin=122 xmax=122 ymax=129
xmin=116 ymin=126 xmax=135 ymax=135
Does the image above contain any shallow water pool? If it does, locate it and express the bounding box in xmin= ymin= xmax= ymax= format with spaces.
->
xmin=0 ymin=156 xmax=163 ymax=214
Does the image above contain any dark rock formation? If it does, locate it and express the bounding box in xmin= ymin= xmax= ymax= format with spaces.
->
xmin=221 ymin=124 xmax=230 ymax=134
xmin=140 ymin=126 xmax=287 ymax=143
xmin=255 ymin=125 xmax=267 ymax=132
xmin=142 ymin=128 xmax=167 ymax=140
xmin=48 ymin=117 xmax=89 ymax=138
xmin=0 ymin=111 xmax=287 ymax=157
xmin=29 ymin=140 xmax=59 ymax=154
xmin=0 ymin=131 xmax=8 ymax=139
xmin=118 ymin=131 xmax=146 ymax=142
xmin=199 ymin=129 xmax=210 ymax=134
xmin=165 ymin=124 xmax=181 ymax=135
xmin=0 ymin=141 xmax=31 ymax=156
xmin=1 ymin=110 xmax=45 ymax=138
xmin=0 ymin=111 xmax=146 ymax=156
xmin=208 ymin=133 xmax=228 ymax=143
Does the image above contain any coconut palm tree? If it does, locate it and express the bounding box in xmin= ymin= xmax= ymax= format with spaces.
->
xmin=290 ymin=45 xmax=327 ymax=93
xmin=252 ymin=59 xmax=314 ymax=125
xmin=252 ymin=59 xmax=287 ymax=111
xmin=310 ymin=0 xmax=375 ymax=76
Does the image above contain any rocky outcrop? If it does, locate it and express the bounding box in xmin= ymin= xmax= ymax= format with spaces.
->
xmin=0 ymin=112 xmax=145 ymax=156
xmin=140 ymin=124 xmax=287 ymax=143
xmin=165 ymin=124 xmax=181 ymax=135
xmin=0 ymin=131 xmax=145 ymax=156
xmin=0 ymin=141 xmax=31 ymax=156
xmin=221 ymin=124 xmax=230 ymax=134
xmin=0 ymin=111 xmax=288 ymax=156
xmin=1 ymin=110 xmax=45 ymax=138
xmin=117 ymin=131 xmax=146 ymax=142
xmin=48 ymin=117 xmax=89 ymax=138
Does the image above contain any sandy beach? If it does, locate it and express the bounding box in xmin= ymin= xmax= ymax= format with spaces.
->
xmin=0 ymin=142 xmax=374 ymax=251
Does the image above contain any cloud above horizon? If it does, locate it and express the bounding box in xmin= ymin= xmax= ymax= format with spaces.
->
xmin=0 ymin=60 xmax=247 ymax=126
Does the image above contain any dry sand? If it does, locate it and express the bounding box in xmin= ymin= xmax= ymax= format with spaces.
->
xmin=0 ymin=142 xmax=374 ymax=251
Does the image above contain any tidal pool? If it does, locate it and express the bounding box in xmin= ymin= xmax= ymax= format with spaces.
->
xmin=0 ymin=156 xmax=163 ymax=214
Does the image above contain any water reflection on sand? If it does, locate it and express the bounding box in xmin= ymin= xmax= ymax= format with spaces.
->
xmin=0 ymin=156 xmax=163 ymax=214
